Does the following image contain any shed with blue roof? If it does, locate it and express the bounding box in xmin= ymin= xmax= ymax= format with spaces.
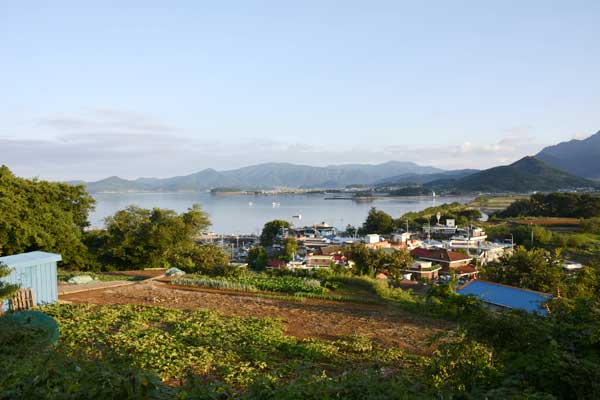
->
xmin=0 ymin=251 xmax=61 ymax=311
xmin=456 ymin=279 xmax=552 ymax=315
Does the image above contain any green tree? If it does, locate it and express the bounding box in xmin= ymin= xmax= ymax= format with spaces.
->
xmin=481 ymin=246 xmax=564 ymax=294
xmin=498 ymin=193 xmax=600 ymax=219
xmin=430 ymin=333 xmax=497 ymax=396
xmin=0 ymin=165 xmax=95 ymax=269
xmin=187 ymin=244 xmax=230 ymax=274
xmin=92 ymin=204 xmax=211 ymax=270
xmin=260 ymin=220 xmax=290 ymax=247
xmin=0 ymin=262 xmax=19 ymax=304
xmin=247 ymin=246 xmax=268 ymax=270
xmin=386 ymin=249 xmax=414 ymax=282
xmin=344 ymin=224 xmax=358 ymax=237
xmin=361 ymin=208 xmax=395 ymax=234
xmin=280 ymin=237 xmax=298 ymax=262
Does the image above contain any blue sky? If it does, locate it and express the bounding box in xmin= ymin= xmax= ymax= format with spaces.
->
xmin=1 ymin=1 xmax=599 ymax=180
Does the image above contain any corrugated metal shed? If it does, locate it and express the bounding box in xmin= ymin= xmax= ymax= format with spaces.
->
xmin=0 ymin=251 xmax=61 ymax=311
xmin=456 ymin=279 xmax=552 ymax=315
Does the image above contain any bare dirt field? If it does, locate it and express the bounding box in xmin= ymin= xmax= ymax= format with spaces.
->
xmin=60 ymin=280 xmax=452 ymax=355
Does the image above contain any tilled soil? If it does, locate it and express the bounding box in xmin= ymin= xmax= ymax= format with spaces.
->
xmin=60 ymin=281 xmax=451 ymax=354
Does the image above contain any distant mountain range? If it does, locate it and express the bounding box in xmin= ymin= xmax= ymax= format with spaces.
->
xmin=425 ymin=156 xmax=596 ymax=193
xmin=72 ymin=130 xmax=600 ymax=194
xmin=537 ymin=130 xmax=600 ymax=180
xmin=74 ymin=161 xmax=443 ymax=192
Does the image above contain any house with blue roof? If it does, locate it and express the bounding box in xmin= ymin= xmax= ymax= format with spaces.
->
xmin=456 ymin=279 xmax=552 ymax=315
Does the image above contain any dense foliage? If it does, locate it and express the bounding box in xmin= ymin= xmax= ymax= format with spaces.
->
xmin=349 ymin=244 xmax=413 ymax=280
xmin=247 ymin=246 xmax=268 ymax=270
xmin=360 ymin=207 xmax=396 ymax=234
xmin=174 ymin=273 xmax=327 ymax=294
xmin=86 ymin=205 xmax=223 ymax=271
xmin=498 ymin=192 xmax=600 ymax=218
xmin=0 ymin=304 xmax=431 ymax=399
xmin=280 ymin=237 xmax=298 ymax=262
xmin=480 ymin=246 xmax=599 ymax=298
xmin=0 ymin=262 xmax=19 ymax=303
xmin=358 ymin=204 xmax=481 ymax=235
xmin=259 ymin=220 xmax=290 ymax=247
xmin=485 ymin=221 xmax=600 ymax=265
xmin=0 ymin=165 xmax=95 ymax=268
xmin=401 ymin=202 xmax=482 ymax=229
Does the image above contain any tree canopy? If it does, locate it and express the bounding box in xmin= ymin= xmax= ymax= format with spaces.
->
xmin=259 ymin=220 xmax=290 ymax=247
xmin=360 ymin=208 xmax=396 ymax=234
xmin=0 ymin=262 xmax=19 ymax=303
xmin=498 ymin=192 xmax=600 ymax=218
xmin=0 ymin=165 xmax=95 ymax=268
xmin=88 ymin=204 xmax=215 ymax=271
xmin=349 ymin=243 xmax=413 ymax=279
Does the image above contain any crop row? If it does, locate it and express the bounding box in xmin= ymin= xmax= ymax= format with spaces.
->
xmin=173 ymin=274 xmax=327 ymax=294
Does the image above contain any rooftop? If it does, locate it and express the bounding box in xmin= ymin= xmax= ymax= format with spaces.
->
xmin=456 ymin=280 xmax=552 ymax=315
xmin=0 ymin=251 xmax=62 ymax=268
xmin=411 ymin=247 xmax=472 ymax=262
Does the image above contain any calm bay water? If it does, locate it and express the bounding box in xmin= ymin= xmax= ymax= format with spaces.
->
xmin=89 ymin=192 xmax=474 ymax=234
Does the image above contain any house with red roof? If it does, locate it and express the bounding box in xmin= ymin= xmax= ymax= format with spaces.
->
xmin=410 ymin=247 xmax=478 ymax=279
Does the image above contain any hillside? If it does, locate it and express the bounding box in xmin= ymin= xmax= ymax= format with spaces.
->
xmin=77 ymin=161 xmax=443 ymax=192
xmin=536 ymin=130 xmax=600 ymax=180
xmin=375 ymin=169 xmax=478 ymax=187
xmin=425 ymin=156 xmax=596 ymax=193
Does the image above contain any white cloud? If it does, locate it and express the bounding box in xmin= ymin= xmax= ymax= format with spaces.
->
xmin=0 ymin=110 xmax=551 ymax=180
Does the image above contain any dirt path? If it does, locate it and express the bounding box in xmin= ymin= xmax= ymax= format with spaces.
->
xmin=60 ymin=281 xmax=451 ymax=354
xmin=58 ymin=280 xmax=135 ymax=295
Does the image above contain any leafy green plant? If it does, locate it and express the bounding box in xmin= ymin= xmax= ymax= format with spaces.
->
xmin=174 ymin=274 xmax=327 ymax=295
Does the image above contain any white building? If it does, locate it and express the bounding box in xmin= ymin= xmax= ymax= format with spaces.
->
xmin=364 ymin=234 xmax=380 ymax=244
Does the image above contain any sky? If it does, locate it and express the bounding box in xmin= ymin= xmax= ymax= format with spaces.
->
xmin=1 ymin=1 xmax=599 ymax=181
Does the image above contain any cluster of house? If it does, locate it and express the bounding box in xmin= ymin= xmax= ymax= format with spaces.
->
xmin=267 ymin=219 xmax=513 ymax=283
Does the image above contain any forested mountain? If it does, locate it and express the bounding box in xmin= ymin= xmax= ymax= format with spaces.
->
xmin=425 ymin=157 xmax=596 ymax=193
xmin=537 ymin=130 xmax=600 ymax=180
xmin=77 ymin=161 xmax=443 ymax=192
xmin=375 ymin=169 xmax=478 ymax=186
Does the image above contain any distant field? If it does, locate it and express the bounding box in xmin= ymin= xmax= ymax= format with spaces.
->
xmin=469 ymin=195 xmax=528 ymax=211
xmin=511 ymin=217 xmax=581 ymax=226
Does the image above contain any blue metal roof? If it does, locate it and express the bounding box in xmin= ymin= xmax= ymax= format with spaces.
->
xmin=457 ymin=280 xmax=552 ymax=315
xmin=0 ymin=251 xmax=62 ymax=268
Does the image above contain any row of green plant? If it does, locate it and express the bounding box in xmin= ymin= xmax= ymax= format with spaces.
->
xmin=173 ymin=273 xmax=327 ymax=295
xmin=0 ymin=304 xmax=433 ymax=399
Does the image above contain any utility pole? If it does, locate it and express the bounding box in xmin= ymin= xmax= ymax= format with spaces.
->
xmin=531 ymin=223 xmax=534 ymax=247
